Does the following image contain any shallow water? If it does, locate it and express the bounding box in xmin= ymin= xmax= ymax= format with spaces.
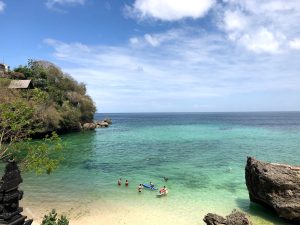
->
xmin=16 ymin=112 xmax=300 ymax=224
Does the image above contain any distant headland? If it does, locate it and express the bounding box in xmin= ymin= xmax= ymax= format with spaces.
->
xmin=0 ymin=60 xmax=100 ymax=137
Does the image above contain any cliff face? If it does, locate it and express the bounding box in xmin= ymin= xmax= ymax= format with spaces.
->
xmin=245 ymin=157 xmax=300 ymax=223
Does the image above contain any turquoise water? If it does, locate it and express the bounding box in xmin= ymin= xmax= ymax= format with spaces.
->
xmin=19 ymin=113 xmax=300 ymax=224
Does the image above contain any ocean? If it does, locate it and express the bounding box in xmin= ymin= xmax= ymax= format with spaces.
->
xmin=18 ymin=112 xmax=300 ymax=225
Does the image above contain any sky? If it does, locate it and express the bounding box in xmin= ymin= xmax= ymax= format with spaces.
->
xmin=0 ymin=0 xmax=300 ymax=112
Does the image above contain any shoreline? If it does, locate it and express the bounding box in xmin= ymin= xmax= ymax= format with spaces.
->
xmin=23 ymin=198 xmax=223 ymax=225
xmin=22 ymin=195 xmax=288 ymax=225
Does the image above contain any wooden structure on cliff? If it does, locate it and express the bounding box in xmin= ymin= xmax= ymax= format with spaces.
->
xmin=8 ymin=80 xmax=33 ymax=89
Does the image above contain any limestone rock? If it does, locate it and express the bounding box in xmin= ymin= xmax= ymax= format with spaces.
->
xmin=226 ymin=210 xmax=252 ymax=225
xmin=82 ymin=123 xmax=96 ymax=130
xmin=245 ymin=157 xmax=300 ymax=222
xmin=94 ymin=119 xmax=111 ymax=128
xmin=204 ymin=210 xmax=251 ymax=225
xmin=99 ymin=121 xmax=109 ymax=127
xmin=103 ymin=117 xmax=112 ymax=124
xmin=203 ymin=213 xmax=226 ymax=225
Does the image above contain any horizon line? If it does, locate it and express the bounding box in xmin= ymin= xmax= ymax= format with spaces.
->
xmin=95 ymin=110 xmax=300 ymax=114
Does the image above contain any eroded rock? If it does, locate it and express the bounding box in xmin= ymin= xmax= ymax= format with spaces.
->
xmin=82 ymin=122 xmax=96 ymax=130
xmin=245 ymin=157 xmax=300 ymax=222
xmin=204 ymin=210 xmax=251 ymax=225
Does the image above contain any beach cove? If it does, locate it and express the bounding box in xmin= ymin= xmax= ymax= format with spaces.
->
xmin=16 ymin=112 xmax=300 ymax=225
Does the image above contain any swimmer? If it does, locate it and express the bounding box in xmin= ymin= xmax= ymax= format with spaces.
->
xmin=138 ymin=184 xmax=143 ymax=192
xmin=117 ymin=178 xmax=122 ymax=186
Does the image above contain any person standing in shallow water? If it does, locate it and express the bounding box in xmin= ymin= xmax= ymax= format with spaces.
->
xmin=159 ymin=186 xmax=168 ymax=195
xmin=150 ymin=181 xmax=154 ymax=188
xmin=118 ymin=178 xmax=122 ymax=186
xmin=138 ymin=184 xmax=143 ymax=192
xmin=125 ymin=180 xmax=129 ymax=186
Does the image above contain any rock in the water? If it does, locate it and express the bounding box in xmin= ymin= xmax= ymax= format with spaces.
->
xmin=204 ymin=213 xmax=226 ymax=225
xmin=82 ymin=123 xmax=96 ymax=130
xmin=204 ymin=210 xmax=251 ymax=225
xmin=103 ymin=117 xmax=112 ymax=124
xmin=99 ymin=121 xmax=109 ymax=127
xmin=226 ymin=210 xmax=252 ymax=225
xmin=245 ymin=157 xmax=300 ymax=222
xmin=94 ymin=118 xmax=111 ymax=128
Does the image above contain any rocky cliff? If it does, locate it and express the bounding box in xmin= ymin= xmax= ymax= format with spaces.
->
xmin=245 ymin=157 xmax=300 ymax=223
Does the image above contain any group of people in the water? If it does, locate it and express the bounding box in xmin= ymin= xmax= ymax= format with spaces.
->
xmin=117 ymin=178 xmax=129 ymax=186
xmin=117 ymin=177 xmax=169 ymax=196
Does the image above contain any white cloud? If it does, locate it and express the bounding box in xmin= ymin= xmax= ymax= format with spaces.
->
xmin=127 ymin=0 xmax=215 ymax=21
xmin=130 ymin=29 xmax=185 ymax=47
xmin=0 ymin=1 xmax=6 ymax=12
xmin=126 ymin=0 xmax=300 ymax=54
xmin=129 ymin=37 xmax=139 ymax=45
xmin=223 ymin=10 xmax=248 ymax=31
xmin=44 ymin=28 xmax=300 ymax=112
xmin=289 ymin=38 xmax=300 ymax=50
xmin=144 ymin=34 xmax=160 ymax=47
xmin=239 ymin=28 xmax=285 ymax=54
xmin=219 ymin=0 xmax=300 ymax=54
xmin=46 ymin=0 xmax=86 ymax=9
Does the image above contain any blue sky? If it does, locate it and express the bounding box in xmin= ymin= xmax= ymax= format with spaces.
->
xmin=1 ymin=0 xmax=300 ymax=112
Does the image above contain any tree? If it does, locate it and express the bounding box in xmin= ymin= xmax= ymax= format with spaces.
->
xmin=0 ymin=100 xmax=34 ymax=158
xmin=0 ymin=100 xmax=62 ymax=174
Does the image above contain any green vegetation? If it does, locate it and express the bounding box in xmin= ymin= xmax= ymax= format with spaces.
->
xmin=40 ymin=209 xmax=69 ymax=225
xmin=0 ymin=60 xmax=96 ymax=173
xmin=0 ymin=99 xmax=63 ymax=173
xmin=1 ymin=60 xmax=96 ymax=133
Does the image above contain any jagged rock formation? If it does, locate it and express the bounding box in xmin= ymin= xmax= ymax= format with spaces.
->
xmin=204 ymin=213 xmax=226 ymax=225
xmin=245 ymin=157 xmax=300 ymax=223
xmin=203 ymin=210 xmax=251 ymax=225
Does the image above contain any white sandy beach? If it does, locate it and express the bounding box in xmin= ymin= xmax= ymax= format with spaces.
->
xmin=23 ymin=197 xmax=281 ymax=225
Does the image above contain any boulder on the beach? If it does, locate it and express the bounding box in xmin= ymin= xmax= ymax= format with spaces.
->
xmin=203 ymin=213 xmax=226 ymax=225
xmin=204 ymin=210 xmax=251 ymax=225
xmin=226 ymin=210 xmax=252 ymax=225
xmin=245 ymin=157 xmax=300 ymax=223
xmin=82 ymin=123 xmax=96 ymax=130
